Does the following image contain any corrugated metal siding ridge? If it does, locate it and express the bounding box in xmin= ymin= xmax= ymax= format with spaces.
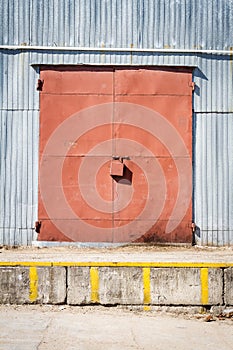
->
xmin=194 ymin=112 xmax=233 ymax=245
xmin=1 ymin=0 xmax=233 ymax=50
xmin=0 ymin=110 xmax=39 ymax=245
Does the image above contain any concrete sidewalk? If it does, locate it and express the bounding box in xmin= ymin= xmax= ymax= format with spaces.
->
xmin=1 ymin=305 xmax=233 ymax=350
xmin=0 ymin=245 xmax=232 ymax=308
xmin=0 ymin=245 xmax=233 ymax=262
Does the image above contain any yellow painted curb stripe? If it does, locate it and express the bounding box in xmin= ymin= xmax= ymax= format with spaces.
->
xmin=52 ymin=262 xmax=233 ymax=268
xmin=0 ymin=262 xmax=52 ymax=267
xmin=29 ymin=266 xmax=38 ymax=302
xmin=143 ymin=305 xmax=151 ymax=311
xmin=0 ymin=261 xmax=233 ymax=268
xmin=143 ymin=267 xmax=151 ymax=311
xmin=90 ymin=267 xmax=100 ymax=303
xmin=200 ymin=268 xmax=209 ymax=305
xmin=143 ymin=267 xmax=151 ymax=304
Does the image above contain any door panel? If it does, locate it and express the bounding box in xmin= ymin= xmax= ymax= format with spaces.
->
xmin=38 ymin=66 xmax=192 ymax=243
xmin=115 ymin=67 xmax=192 ymax=95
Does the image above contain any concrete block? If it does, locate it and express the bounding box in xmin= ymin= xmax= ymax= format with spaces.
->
xmin=99 ymin=267 xmax=143 ymax=305
xmin=208 ymin=268 xmax=223 ymax=305
xmin=0 ymin=265 xmax=224 ymax=306
xmin=0 ymin=267 xmax=66 ymax=304
xmin=67 ymin=267 xmax=90 ymax=305
xmin=0 ymin=267 xmax=29 ymax=304
xmin=224 ymin=268 xmax=233 ymax=305
xmin=36 ymin=267 xmax=66 ymax=304
xmin=150 ymin=268 xmax=222 ymax=305
xmin=150 ymin=268 xmax=200 ymax=305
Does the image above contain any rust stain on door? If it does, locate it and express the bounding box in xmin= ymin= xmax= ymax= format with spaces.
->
xmin=38 ymin=66 xmax=193 ymax=243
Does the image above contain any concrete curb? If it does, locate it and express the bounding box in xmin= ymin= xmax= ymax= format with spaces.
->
xmin=0 ymin=262 xmax=233 ymax=307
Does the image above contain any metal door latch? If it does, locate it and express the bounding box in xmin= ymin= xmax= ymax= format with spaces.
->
xmin=110 ymin=156 xmax=130 ymax=176
xmin=110 ymin=160 xmax=124 ymax=176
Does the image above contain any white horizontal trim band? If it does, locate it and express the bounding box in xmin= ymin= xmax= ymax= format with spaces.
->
xmin=0 ymin=45 xmax=232 ymax=55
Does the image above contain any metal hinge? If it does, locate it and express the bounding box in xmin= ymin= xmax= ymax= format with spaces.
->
xmin=35 ymin=221 xmax=41 ymax=233
xmin=36 ymin=79 xmax=44 ymax=91
xmin=189 ymin=81 xmax=195 ymax=91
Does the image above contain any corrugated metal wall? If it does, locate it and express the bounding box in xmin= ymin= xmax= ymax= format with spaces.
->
xmin=1 ymin=0 xmax=233 ymax=49
xmin=0 ymin=0 xmax=233 ymax=245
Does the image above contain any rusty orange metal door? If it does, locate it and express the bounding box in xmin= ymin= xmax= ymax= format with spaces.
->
xmin=38 ymin=67 xmax=193 ymax=243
